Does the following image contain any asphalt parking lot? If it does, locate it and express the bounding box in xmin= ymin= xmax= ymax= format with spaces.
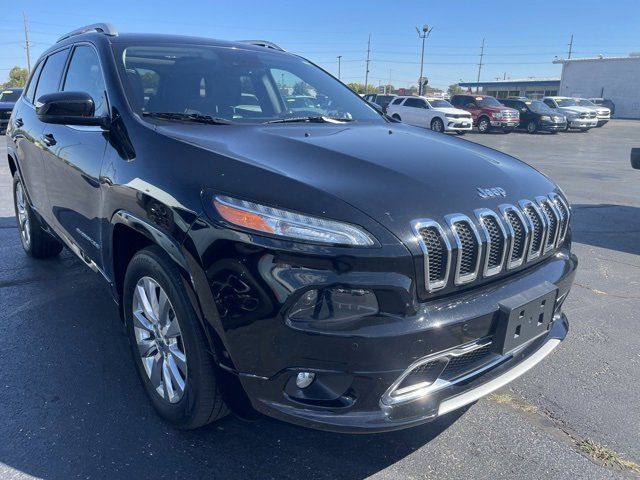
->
xmin=1 ymin=120 xmax=639 ymax=479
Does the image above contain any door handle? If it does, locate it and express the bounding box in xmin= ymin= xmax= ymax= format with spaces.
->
xmin=41 ymin=133 xmax=57 ymax=147
xmin=15 ymin=118 xmax=24 ymax=128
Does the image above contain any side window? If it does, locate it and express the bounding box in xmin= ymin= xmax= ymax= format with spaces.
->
xmin=391 ymin=97 xmax=403 ymax=105
xmin=24 ymin=61 xmax=45 ymax=103
xmin=418 ymin=99 xmax=429 ymax=109
xmin=33 ymin=49 xmax=69 ymax=103
xmin=63 ymin=45 xmax=107 ymax=116
xmin=404 ymin=98 xmax=419 ymax=108
xmin=543 ymin=99 xmax=556 ymax=108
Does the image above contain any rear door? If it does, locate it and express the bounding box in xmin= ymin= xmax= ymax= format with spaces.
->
xmin=14 ymin=49 xmax=70 ymax=215
xmin=40 ymin=43 xmax=109 ymax=269
xmin=401 ymin=97 xmax=423 ymax=125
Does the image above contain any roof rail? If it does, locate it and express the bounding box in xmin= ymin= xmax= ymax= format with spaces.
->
xmin=57 ymin=23 xmax=118 ymax=43
xmin=237 ymin=40 xmax=285 ymax=52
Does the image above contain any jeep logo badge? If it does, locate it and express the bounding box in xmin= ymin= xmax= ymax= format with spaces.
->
xmin=477 ymin=187 xmax=507 ymax=199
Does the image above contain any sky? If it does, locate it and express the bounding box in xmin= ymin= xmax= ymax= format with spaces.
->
xmin=1 ymin=0 xmax=639 ymax=91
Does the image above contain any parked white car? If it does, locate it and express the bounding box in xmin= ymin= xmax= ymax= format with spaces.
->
xmin=542 ymin=97 xmax=598 ymax=131
xmin=386 ymin=96 xmax=473 ymax=134
xmin=575 ymin=98 xmax=611 ymax=127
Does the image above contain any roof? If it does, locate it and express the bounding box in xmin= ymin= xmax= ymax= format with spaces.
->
xmin=458 ymin=78 xmax=560 ymax=88
xmin=553 ymin=55 xmax=640 ymax=64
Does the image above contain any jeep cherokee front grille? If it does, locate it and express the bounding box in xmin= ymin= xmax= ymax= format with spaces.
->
xmin=413 ymin=193 xmax=569 ymax=293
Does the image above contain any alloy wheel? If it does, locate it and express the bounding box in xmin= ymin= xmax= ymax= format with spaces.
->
xmin=132 ymin=276 xmax=188 ymax=404
xmin=432 ymin=118 xmax=444 ymax=133
xmin=15 ymin=180 xmax=31 ymax=249
xmin=478 ymin=118 xmax=490 ymax=133
xmin=527 ymin=122 xmax=537 ymax=134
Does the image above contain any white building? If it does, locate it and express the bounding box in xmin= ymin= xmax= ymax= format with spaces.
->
xmin=554 ymin=55 xmax=640 ymax=119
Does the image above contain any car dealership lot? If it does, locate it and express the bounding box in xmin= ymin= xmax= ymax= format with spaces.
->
xmin=0 ymin=121 xmax=638 ymax=479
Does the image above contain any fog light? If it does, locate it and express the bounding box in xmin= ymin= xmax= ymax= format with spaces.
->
xmin=296 ymin=372 xmax=316 ymax=389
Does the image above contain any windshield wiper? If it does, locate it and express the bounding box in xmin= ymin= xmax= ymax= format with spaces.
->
xmin=265 ymin=116 xmax=354 ymax=124
xmin=142 ymin=112 xmax=232 ymax=125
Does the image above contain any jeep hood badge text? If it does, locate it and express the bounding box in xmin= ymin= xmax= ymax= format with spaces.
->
xmin=477 ymin=187 xmax=507 ymax=198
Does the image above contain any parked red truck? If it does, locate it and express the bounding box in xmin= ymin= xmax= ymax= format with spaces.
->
xmin=450 ymin=94 xmax=519 ymax=133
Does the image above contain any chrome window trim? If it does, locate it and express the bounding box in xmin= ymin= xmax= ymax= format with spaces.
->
xmin=518 ymin=200 xmax=547 ymax=261
xmin=498 ymin=204 xmax=530 ymax=270
xmin=445 ymin=214 xmax=482 ymax=285
xmin=548 ymin=193 xmax=570 ymax=246
xmin=412 ymin=219 xmax=451 ymax=292
xmin=537 ymin=196 xmax=560 ymax=254
xmin=474 ymin=208 xmax=507 ymax=277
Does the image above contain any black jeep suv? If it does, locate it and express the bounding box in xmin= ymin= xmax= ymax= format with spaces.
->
xmin=6 ymin=24 xmax=577 ymax=433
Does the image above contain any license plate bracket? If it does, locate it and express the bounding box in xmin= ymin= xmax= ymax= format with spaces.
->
xmin=494 ymin=282 xmax=558 ymax=355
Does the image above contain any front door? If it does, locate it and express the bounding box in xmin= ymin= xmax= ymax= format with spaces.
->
xmin=41 ymin=44 xmax=109 ymax=269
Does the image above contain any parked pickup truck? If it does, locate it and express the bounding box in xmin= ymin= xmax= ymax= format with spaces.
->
xmin=450 ymin=94 xmax=519 ymax=133
xmin=542 ymin=97 xmax=597 ymax=131
xmin=386 ymin=96 xmax=472 ymax=134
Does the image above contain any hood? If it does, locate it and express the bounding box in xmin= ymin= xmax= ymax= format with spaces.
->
xmin=557 ymin=106 xmax=593 ymax=115
xmin=434 ymin=107 xmax=471 ymax=116
xmin=155 ymin=122 xmax=557 ymax=239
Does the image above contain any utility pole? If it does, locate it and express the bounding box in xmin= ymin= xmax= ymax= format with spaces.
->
xmin=337 ymin=55 xmax=342 ymax=80
xmin=567 ymin=34 xmax=574 ymax=59
xmin=23 ymin=12 xmax=31 ymax=72
xmin=416 ymin=24 xmax=433 ymax=96
xmin=476 ymin=38 xmax=485 ymax=93
xmin=364 ymin=34 xmax=371 ymax=93
xmin=387 ymin=68 xmax=392 ymax=94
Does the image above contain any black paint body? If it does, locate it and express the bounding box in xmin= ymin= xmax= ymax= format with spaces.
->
xmin=6 ymin=32 xmax=577 ymax=433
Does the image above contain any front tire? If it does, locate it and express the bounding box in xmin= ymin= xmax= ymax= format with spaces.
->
xmin=477 ymin=117 xmax=491 ymax=134
xmin=431 ymin=117 xmax=445 ymax=133
xmin=124 ymin=246 xmax=228 ymax=429
xmin=13 ymin=175 xmax=63 ymax=258
xmin=391 ymin=114 xmax=401 ymax=121
xmin=456 ymin=130 xmax=465 ymax=136
xmin=526 ymin=121 xmax=538 ymax=134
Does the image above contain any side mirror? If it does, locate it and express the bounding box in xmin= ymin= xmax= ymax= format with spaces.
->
xmin=631 ymin=148 xmax=640 ymax=170
xmin=36 ymin=91 xmax=109 ymax=128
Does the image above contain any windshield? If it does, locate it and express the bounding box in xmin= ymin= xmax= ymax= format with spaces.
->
xmin=114 ymin=43 xmax=381 ymax=124
xmin=576 ymin=99 xmax=596 ymax=107
xmin=428 ymin=99 xmax=453 ymax=108
xmin=476 ymin=97 xmax=502 ymax=107
xmin=526 ymin=100 xmax=554 ymax=114
xmin=0 ymin=89 xmax=22 ymax=102
xmin=555 ymin=98 xmax=579 ymax=107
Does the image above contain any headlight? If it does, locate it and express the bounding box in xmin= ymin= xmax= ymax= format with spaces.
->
xmin=540 ymin=115 xmax=551 ymax=121
xmin=213 ymin=195 xmax=376 ymax=246
xmin=492 ymin=111 xmax=502 ymax=119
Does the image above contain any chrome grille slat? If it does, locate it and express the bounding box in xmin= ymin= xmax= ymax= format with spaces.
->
xmin=475 ymin=208 xmax=507 ymax=277
xmin=446 ymin=214 xmax=482 ymax=285
xmin=413 ymin=193 xmax=569 ymax=293
xmin=412 ymin=220 xmax=451 ymax=292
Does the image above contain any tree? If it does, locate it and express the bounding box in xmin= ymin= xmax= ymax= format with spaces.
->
xmin=346 ymin=82 xmax=377 ymax=94
xmin=292 ymin=81 xmax=309 ymax=96
xmin=447 ymin=83 xmax=464 ymax=96
xmin=5 ymin=66 xmax=29 ymax=87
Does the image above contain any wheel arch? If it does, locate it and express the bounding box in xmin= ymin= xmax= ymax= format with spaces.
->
xmin=7 ymin=152 xmax=17 ymax=178
xmin=109 ymin=211 xmax=254 ymax=417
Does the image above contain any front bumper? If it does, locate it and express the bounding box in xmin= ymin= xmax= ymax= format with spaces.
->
xmin=227 ymin=249 xmax=577 ymax=433
xmin=444 ymin=118 xmax=473 ymax=132
xmin=569 ymin=118 xmax=597 ymax=129
xmin=539 ymin=121 xmax=566 ymax=131
xmin=490 ymin=120 xmax=519 ymax=130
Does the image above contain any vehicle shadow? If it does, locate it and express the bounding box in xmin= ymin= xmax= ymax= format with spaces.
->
xmin=570 ymin=204 xmax=640 ymax=256
xmin=0 ymin=216 xmax=465 ymax=480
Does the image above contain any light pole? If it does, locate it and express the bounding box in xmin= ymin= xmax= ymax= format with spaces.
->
xmin=416 ymin=24 xmax=433 ymax=96
xmin=337 ymin=55 xmax=342 ymax=80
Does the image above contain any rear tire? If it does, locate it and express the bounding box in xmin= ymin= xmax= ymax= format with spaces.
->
xmin=477 ymin=117 xmax=491 ymax=134
xmin=13 ymin=175 xmax=63 ymax=258
xmin=124 ymin=246 xmax=228 ymax=430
